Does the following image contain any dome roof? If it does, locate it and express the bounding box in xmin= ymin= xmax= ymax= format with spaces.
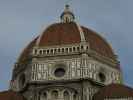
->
xmin=17 ymin=36 xmax=38 ymax=62
xmin=18 ymin=22 xmax=116 ymax=63
xmin=38 ymin=22 xmax=81 ymax=46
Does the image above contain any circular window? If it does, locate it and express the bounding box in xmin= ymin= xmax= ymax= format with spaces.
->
xmin=54 ymin=68 xmax=66 ymax=77
xmin=99 ymin=72 xmax=106 ymax=82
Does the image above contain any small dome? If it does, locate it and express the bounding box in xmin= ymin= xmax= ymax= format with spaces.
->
xmin=60 ymin=4 xmax=75 ymax=23
xmin=18 ymin=22 xmax=117 ymax=64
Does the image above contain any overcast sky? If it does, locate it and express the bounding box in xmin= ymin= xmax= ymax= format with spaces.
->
xmin=0 ymin=0 xmax=133 ymax=90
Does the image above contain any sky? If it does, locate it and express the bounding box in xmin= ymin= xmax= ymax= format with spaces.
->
xmin=0 ymin=0 xmax=133 ymax=91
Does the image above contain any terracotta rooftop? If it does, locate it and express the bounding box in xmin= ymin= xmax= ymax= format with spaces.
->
xmin=0 ymin=90 xmax=25 ymax=100
xmin=93 ymin=84 xmax=133 ymax=100
xmin=18 ymin=22 xmax=118 ymax=67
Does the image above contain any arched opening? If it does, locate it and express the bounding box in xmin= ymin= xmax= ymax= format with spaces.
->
xmin=81 ymin=45 xmax=84 ymax=50
xmin=62 ymin=48 xmax=64 ymax=52
xmin=50 ymin=49 xmax=53 ymax=53
xmin=86 ymin=46 xmax=89 ymax=50
xmin=58 ymin=49 xmax=60 ymax=52
xmin=99 ymin=72 xmax=106 ymax=82
xmin=77 ymin=47 xmax=80 ymax=51
xmin=39 ymin=50 xmax=43 ymax=54
xmin=51 ymin=90 xmax=58 ymax=100
xmin=64 ymin=91 xmax=70 ymax=100
xmin=34 ymin=49 xmax=37 ymax=54
xmin=47 ymin=50 xmax=49 ymax=54
xmin=65 ymin=48 xmax=68 ymax=52
xmin=73 ymin=47 xmax=76 ymax=52
xmin=54 ymin=49 xmax=57 ymax=53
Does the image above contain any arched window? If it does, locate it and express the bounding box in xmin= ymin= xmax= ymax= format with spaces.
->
xmin=34 ymin=49 xmax=37 ymax=54
xmin=58 ymin=49 xmax=60 ymax=52
xmin=73 ymin=47 xmax=76 ymax=52
xmin=54 ymin=49 xmax=57 ymax=53
xmin=65 ymin=48 xmax=68 ymax=52
xmin=51 ymin=49 xmax=53 ymax=53
xmin=98 ymin=72 xmax=106 ymax=82
xmin=77 ymin=47 xmax=80 ymax=51
xmin=52 ymin=90 xmax=58 ymax=100
xmin=47 ymin=50 xmax=49 ymax=54
xmin=62 ymin=48 xmax=64 ymax=52
xmin=64 ymin=91 xmax=70 ymax=100
xmin=39 ymin=50 xmax=43 ymax=54
xmin=86 ymin=46 xmax=89 ymax=50
xmin=81 ymin=45 xmax=84 ymax=50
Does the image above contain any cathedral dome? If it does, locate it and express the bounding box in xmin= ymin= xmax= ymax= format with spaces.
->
xmin=17 ymin=5 xmax=119 ymax=70
xmin=18 ymin=22 xmax=116 ymax=64
xmin=10 ymin=5 xmax=125 ymax=100
xmin=38 ymin=22 xmax=115 ymax=59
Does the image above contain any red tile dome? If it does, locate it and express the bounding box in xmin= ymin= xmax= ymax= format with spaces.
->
xmin=18 ymin=22 xmax=117 ymax=64
xmin=38 ymin=22 xmax=81 ymax=46
xmin=38 ymin=22 xmax=116 ymax=59
xmin=38 ymin=22 xmax=114 ymax=58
